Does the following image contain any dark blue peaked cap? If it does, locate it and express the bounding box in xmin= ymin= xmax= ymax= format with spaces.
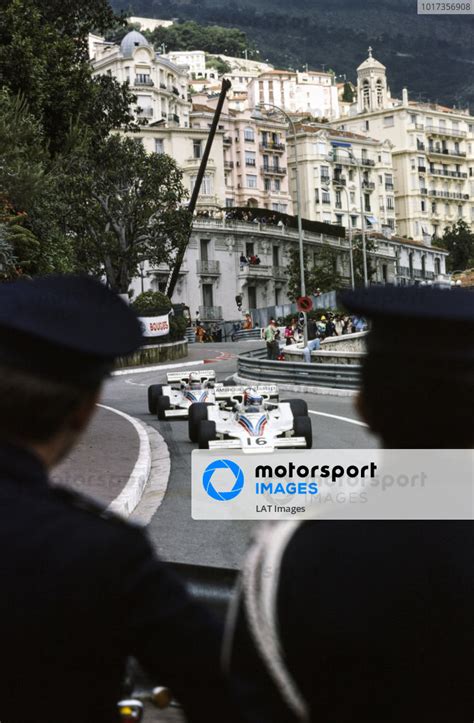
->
xmin=339 ymin=285 xmax=474 ymax=324
xmin=0 ymin=275 xmax=142 ymax=385
xmin=339 ymin=285 xmax=474 ymax=365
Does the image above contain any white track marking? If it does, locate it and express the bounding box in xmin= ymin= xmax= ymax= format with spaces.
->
xmin=125 ymin=380 xmax=146 ymax=387
xmin=113 ymin=360 xmax=205 ymax=376
xmin=309 ymin=410 xmax=368 ymax=428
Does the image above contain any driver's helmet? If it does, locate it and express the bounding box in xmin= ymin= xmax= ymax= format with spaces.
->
xmin=188 ymin=371 xmax=203 ymax=390
xmin=243 ymin=388 xmax=264 ymax=412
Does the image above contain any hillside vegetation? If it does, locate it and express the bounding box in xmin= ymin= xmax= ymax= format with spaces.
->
xmin=111 ymin=0 xmax=474 ymax=109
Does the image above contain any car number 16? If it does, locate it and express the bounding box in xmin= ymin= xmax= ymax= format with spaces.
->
xmin=246 ymin=437 xmax=268 ymax=446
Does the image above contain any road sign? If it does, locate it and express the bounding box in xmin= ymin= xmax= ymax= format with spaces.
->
xmin=296 ymin=296 xmax=313 ymax=313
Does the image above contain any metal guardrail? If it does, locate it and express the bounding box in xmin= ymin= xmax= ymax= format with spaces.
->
xmin=232 ymin=328 xmax=262 ymax=341
xmin=237 ymin=347 xmax=362 ymax=390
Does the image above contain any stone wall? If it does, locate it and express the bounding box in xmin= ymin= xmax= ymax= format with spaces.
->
xmin=283 ymin=332 xmax=367 ymax=365
xmin=115 ymin=340 xmax=188 ymax=369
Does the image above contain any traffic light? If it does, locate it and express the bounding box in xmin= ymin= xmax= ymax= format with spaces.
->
xmin=236 ymin=294 xmax=243 ymax=311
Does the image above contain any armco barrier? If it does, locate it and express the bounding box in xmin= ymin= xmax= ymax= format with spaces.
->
xmin=232 ymin=328 xmax=262 ymax=341
xmin=237 ymin=347 xmax=362 ymax=390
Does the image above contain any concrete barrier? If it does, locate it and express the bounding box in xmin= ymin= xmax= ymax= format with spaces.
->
xmin=115 ymin=340 xmax=188 ymax=369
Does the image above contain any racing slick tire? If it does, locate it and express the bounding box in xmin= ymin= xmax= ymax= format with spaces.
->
xmin=156 ymin=395 xmax=171 ymax=421
xmin=188 ymin=402 xmax=209 ymax=442
xmin=198 ymin=420 xmax=217 ymax=449
xmin=293 ymin=415 xmax=313 ymax=449
xmin=148 ymin=384 xmax=163 ymax=414
xmin=282 ymin=398 xmax=308 ymax=418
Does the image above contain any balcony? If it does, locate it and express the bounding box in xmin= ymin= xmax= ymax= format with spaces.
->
xmin=429 ymin=167 xmax=468 ymax=179
xmin=160 ymin=82 xmax=167 ymax=90
xmin=362 ymin=181 xmax=375 ymax=190
xmin=199 ymin=305 xmax=223 ymax=320
xmin=260 ymin=142 xmax=286 ymax=153
xmin=333 ymin=177 xmax=346 ymax=186
xmin=385 ymin=183 xmax=394 ymax=191
xmin=168 ymin=113 xmax=180 ymax=124
xmin=245 ymin=159 xmax=257 ymax=167
xmin=261 ymin=165 xmax=287 ymax=176
xmin=197 ymin=259 xmax=220 ymax=275
xmin=239 ymin=264 xmax=272 ymax=280
xmin=417 ymin=142 xmax=425 ymax=151
xmin=172 ymin=86 xmax=180 ymax=96
xmin=426 ymin=124 xmax=467 ymax=138
xmin=134 ymin=76 xmax=154 ymax=86
xmin=427 ymin=190 xmax=469 ymax=200
xmin=223 ymin=136 xmax=232 ymax=145
xmin=417 ymin=166 xmax=427 ymax=173
xmin=360 ymin=158 xmax=376 ymax=167
xmin=224 ymin=160 xmax=234 ymax=170
xmin=428 ymin=147 xmax=467 ymax=158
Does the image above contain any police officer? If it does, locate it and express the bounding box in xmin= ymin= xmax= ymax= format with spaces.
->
xmin=0 ymin=275 xmax=245 ymax=723
xmin=225 ymin=285 xmax=474 ymax=722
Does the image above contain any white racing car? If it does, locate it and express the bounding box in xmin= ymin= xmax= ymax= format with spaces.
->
xmin=148 ymin=371 xmax=218 ymax=434
xmin=191 ymin=385 xmax=313 ymax=453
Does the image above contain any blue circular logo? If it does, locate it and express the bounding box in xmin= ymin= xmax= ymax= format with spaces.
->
xmin=202 ymin=459 xmax=245 ymax=501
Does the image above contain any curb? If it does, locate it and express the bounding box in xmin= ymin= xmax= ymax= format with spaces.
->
xmin=99 ymin=404 xmax=152 ymax=518
xmin=130 ymin=423 xmax=171 ymax=526
xmin=233 ymin=374 xmax=358 ymax=398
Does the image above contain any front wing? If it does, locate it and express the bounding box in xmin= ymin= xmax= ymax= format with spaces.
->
xmin=208 ymin=436 xmax=308 ymax=453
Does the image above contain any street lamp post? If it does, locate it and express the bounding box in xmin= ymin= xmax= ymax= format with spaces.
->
xmin=254 ymin=101 xmax=308 ymax=346
xmin=330 ymin=146 xmax=368 ymax=286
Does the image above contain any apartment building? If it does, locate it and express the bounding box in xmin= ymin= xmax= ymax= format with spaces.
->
xmin=190 ymin=97 xmax=292 ymax=213
xmin=91 ymin=31 xmax=190 ymax=129
xmin=287 ymin=125 xmax=396 ymax=234
xmin=164 ymin=50 xmax=207 ymax=79
xmin=248 ymin=69 xmax=340 ymax=120
xmin=333 ymin=49 xmax=474 ymax=241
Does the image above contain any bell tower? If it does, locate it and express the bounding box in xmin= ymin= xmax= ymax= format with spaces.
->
xmin=357 ymin=48 xmax=389 ymax=113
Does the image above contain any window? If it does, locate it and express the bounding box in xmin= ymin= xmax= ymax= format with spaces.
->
xmin=225 ymin=198 xmax=234 ymax=208
xmin=202 ymin=283 xmax=213 ymax=308
xmin=363 ymin=80 xmax=370 ymax=109
xmin=351 ymin=215 xmax=358 ymax=227
xmin=386 ymin=197 xmax=395 ymax=210
xmin=245 ymin=151 xmax=256 ymax=167
xmin=200 ymin=239 xmax=210 ymax=262
xmin=322 ymin=190 xmax=331 ymax=204
xmin=154 ymin=138 xmax=164 ymax=154
xmin=335 ymin=213 xmax=343 ymax=225
xmin=458 ymin=205 xmax=463 ymax=218
xmin=335 ymin=190 xmax=342 ymax=209
xmin=365 ymin=120 xmax=370 ymax=131
xmin=320 ymin=165 xmax=330 ymax=181
xmin=264 ymin=178 xmax=271 ymax=192
xmin=376 ymin=79 xmax=383 ymax=107
xmin=246 ymin=242 xmax=254 ymax=257
xmin=350 ymin=192 xmax=356 ymax=203
xmin=273 ymin=246 xmax=279 ymax=266
xmin=274 ymin=178 xmax=281 ymax=192
xmin=421 ymin=200 xmax=426 ymax=212
xmin=364 ymin=194 xmax=371 ymax=212
xmin=247 ymin=286 xmax=257 ymax=309
xmin=315 ymin=189 xmax=320 ymax=204
xmin=193 ymin=139 xmax=202 ymax=159
xmin=383 ymin=115 xmax=394 ymax=127
xmin=244 ymin=127 xmax=255 ymax=142
xmin=435 ymin=258 xmax=441 ymax=275
xmin=246 ymin=175 xmax=257 ymax=189
xmin=349 ymin=170 xmax=354 ymax=182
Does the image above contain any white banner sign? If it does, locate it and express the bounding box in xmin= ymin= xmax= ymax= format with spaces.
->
xmin=192 ymin=449 xmax=474 ymax=520
xmin=139 ymin=314 xmax=170 ymax=338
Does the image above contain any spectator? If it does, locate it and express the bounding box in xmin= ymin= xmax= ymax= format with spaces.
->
xmin=243 ymin=313 xmax=253 ymax=331
xmin=335 ymin=315 xmax=344 ymax=336
xmin=325 ymin=315 xmax=336 ymax=338
xmin=255 ymin=255 xmax=261 ymax=265
xmin=343 ymin=315 xmax=353 ymax=334
xmin=307 ymin=317 xmax=318 ymax=341
xmin=240 ymin=254 xmax=248 ymax=270
xmin=284 ymin=320 xmax=295 ymax=346
xmin=249 ymin=255 xmax=257 ymax=265
xmin=195 ymin=324 xmax=206 ymax=343
xmin=302 ymin=336 xmax=321 ymax=363
xmin=317 ymin=315 xmax=327 ymax=338
xmin=264 ymin=319 xmax=279 ymax=359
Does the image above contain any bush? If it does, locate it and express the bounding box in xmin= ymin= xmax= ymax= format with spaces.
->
xmin=170 ymin=316 xmax=187 ymax=341
xmin=132 ymin=290 xmax=172 ymax=315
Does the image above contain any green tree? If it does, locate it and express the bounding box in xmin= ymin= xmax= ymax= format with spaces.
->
xmin=342 ymin=82 xmax=355 ymax=103
xmin=286 ymin=242 xmax=342 ymax=300
xmin=352 ymin=235 xmax=378 ymax=285
xmin=149 ymin=21 xmax=254 ymax=57
xmin=206 ymin=55 xmax=232 ymax=75
xmin=62 ymin=135 xmax=191 ymax=294
xmin=436 ymin=219 xmax=474 ymax=271
xmin=0 ymin=0 xmax=136 ymax=154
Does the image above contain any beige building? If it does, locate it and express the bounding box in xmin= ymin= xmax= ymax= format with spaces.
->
xmin=333 ymin=49 xmax=474 ymax=242
xmin=91 ymin=31 xmax=190 ymax=129
xmin=249 ymin=69 xmax=340 ymax=120
xmin=287 ymin=124 xmax=396 ymax=233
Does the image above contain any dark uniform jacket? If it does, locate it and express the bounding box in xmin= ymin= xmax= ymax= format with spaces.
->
xmin=230 ymin=521 xmax=473 ymax=722
xmin=0 ymin=444 xmax=242 ymax=723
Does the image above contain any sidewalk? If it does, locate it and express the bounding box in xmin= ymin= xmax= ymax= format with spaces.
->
xmin=52 ymin=406 xmax=140 ymax=505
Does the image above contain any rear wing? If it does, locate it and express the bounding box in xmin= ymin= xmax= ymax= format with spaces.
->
xmin=166 ymin=370 xmax=216 ymax=385
xmin=215 ymin=384 xmax=279 ymax=404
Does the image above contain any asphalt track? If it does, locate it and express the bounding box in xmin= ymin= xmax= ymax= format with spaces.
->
xmin=101 ymin=341 xmax=378 ymax=570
